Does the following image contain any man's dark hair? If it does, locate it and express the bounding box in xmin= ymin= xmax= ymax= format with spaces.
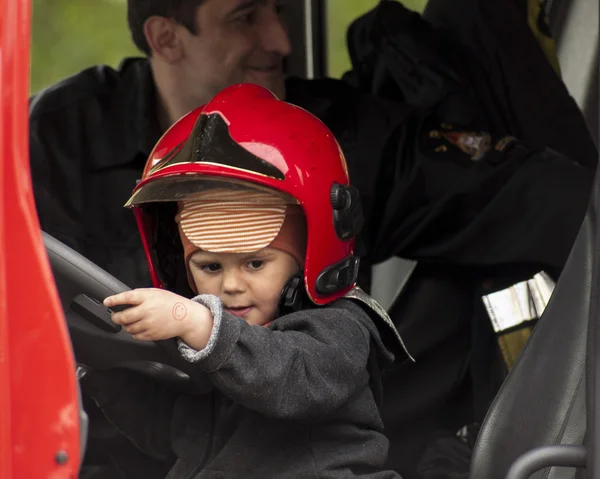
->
xmin=127 ymin=0 xmax=206 ymax=56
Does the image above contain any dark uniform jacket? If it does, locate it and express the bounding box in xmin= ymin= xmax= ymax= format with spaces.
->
xmin=341 ymin=2 xmax=597 ymax=477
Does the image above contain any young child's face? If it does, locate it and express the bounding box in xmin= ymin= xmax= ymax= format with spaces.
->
xmin=188 ymin=247 xmax=300 ymax=325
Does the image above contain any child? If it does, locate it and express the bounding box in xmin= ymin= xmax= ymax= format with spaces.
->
xmin=81 ymin=83 xmax=410 ymax=478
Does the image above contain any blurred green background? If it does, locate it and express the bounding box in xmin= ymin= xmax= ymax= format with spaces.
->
xmin=31 ymin=0 xmax=426 ymax=94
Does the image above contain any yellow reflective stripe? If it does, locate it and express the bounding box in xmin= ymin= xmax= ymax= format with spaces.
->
xmin=483 ymin=271 xmax=555 ymax=369
xmin=482 ymin=272 xmax=555 ymax=333
xmin=498 ymin=326 xmax=535 ymax=370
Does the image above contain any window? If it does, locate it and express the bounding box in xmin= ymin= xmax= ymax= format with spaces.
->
xmin=31 ymin=0 xmax=135 ymax=93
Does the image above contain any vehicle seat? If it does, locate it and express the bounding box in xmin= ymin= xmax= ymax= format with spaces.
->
xmin=469 ymin=206 xmax=593 ymax=478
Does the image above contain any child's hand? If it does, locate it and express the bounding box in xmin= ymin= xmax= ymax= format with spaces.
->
xmin=104 ymin=289 xmax=213 ymax=349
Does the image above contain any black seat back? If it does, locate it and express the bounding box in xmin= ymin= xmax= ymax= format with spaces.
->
xmin=469 ymin=207 xmax=594 ymax=479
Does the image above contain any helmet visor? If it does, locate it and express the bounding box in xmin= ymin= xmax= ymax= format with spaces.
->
xmin=126 ymin=176 xmax=297 ymax=207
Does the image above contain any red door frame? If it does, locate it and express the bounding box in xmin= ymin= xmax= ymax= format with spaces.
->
xmin=0 ymin=0 xmax=81 ymax=477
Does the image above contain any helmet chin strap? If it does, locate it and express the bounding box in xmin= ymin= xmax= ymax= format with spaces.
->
xmin=276 ymin=272 xmax=308 ymax=317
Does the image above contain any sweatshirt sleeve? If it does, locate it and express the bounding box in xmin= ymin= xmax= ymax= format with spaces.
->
xmin=185 ymin=301 xmax=374 ymax=422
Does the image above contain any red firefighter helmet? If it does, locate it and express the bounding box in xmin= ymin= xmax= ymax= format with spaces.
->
xmin=127 ymin=83 xmax=363 ymax=305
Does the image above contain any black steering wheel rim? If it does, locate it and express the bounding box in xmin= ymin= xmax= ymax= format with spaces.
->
xmin=43 ymin=231 xmax=213 ymax=394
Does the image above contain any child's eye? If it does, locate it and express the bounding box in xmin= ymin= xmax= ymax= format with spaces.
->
xmin=247 ymin=260 xmax=264 ymax=270
xmin=200 ymin=263 xmax=221 ymax=273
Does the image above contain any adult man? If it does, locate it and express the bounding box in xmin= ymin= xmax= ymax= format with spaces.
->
xmin=30 ymin=1 xmax=595 ymax=477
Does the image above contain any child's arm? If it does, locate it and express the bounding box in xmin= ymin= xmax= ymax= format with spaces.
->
xmin=183 ymin=298 xmax=376 ymax=422
xmin=80 ymin=368 xmax=179 ymax=462
xmin=104 ymin=289 xmax=375 ymax=421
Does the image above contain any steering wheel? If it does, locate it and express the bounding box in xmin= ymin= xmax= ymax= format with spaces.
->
xmin=43 ymin=232 xmax=213 ymax=394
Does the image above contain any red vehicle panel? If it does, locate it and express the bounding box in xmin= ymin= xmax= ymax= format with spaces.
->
xmin=0 ymin=0 xmax=81 ymax=477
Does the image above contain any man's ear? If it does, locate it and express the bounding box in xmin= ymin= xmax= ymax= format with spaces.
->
xmin=143 ymin=16 xmax=184 ymax=63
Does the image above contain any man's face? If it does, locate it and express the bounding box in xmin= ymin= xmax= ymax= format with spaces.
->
xmin=180 ymin=0 xmax=291 ymax=105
